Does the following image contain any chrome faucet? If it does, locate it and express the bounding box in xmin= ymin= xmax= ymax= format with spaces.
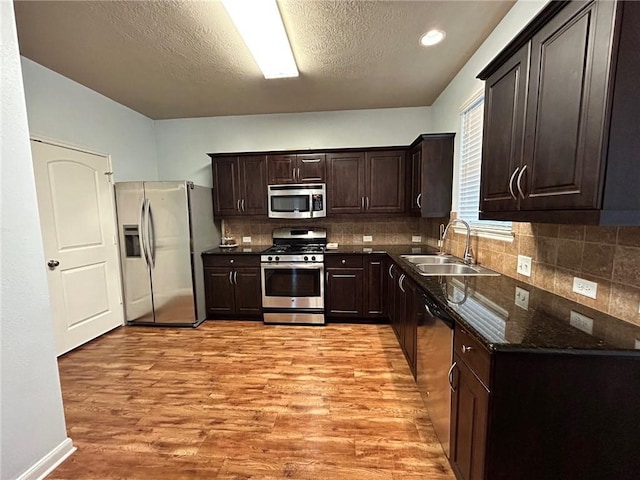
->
xmin=439 ymin=219 xmax=474 ymax=265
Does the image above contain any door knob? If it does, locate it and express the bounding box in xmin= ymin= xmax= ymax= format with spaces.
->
xmin=47 ymin=260 xmax=60 ymax=269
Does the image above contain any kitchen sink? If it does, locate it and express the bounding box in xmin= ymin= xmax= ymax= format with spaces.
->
xmin=401 ymin=255 xmax=500 ymax=276
xmin=401 ymin=254 xmax=458 ymax=264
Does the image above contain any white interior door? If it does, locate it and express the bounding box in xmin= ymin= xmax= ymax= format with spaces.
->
xmin=31 ymin=140 xmax=124 ymax=356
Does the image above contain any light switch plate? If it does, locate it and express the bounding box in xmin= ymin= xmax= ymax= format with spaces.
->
xmin=412 ymin=235 xmax=422 ymax=243
xmin=363 ymin=235 xmax=373 ymax=242
xmin=242 ymin=236 xmax=251 ymax=243
xmin=517 ymin=255 xmax=532 ymax=277
xmin=635 ymin=338 xmax=640 ymax=350
xmin=570 ymin=310 xmax=594 ymax=335
xmin=515 ymin=286 xmax=530 ymax=310
xmin=572 ymin=277 xmax=598 ymax=299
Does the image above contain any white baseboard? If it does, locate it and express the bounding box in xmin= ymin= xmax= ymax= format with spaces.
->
xmin=17 ymin=437 xmax=76 ymax=480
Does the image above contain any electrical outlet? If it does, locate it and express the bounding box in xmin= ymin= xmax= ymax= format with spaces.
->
xmin=570 ymin=310 xmax=594 ymax=335
xmin=572 ymin=277 xmax=598 ymax=299
xmin=363 ymin=235 xmax=373 ymax=242
xmin=517 ymin=255 xmax=532 ymax=277
xmin=242 ymin=236 xmax=251 ymax=244
xmin=362 ymin=247 xmax=373 ymax=253
xmin=515 ymin=286 xmax=530 ymax=310
xmin=412 ymin=235 xmax=422 ymax=243
xmin=635 ymin=338 xmax=640 ymax=350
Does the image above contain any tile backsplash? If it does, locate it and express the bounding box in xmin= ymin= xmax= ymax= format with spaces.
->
xmin=222 ymin=216 xmax=639 ymax=327
xmin=422 ymin=220 xmax=640 ymax=327
xmin=223 ymin=216 xmax=424 ymax=246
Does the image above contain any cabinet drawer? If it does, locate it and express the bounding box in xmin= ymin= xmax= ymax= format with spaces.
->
xmin=203 ymin=255 xmax=259 ymax=268
xmin=325 ymin=255 xmax=364 ymax=269
xmin=454 ymin=327 xmax=491 ymax=387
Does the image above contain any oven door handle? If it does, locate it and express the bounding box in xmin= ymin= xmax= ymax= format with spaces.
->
xmin=261 ymin=263 xmax=324 ymax=270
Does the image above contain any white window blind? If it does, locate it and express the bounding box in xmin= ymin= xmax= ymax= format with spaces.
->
xmin=458 ymin=94 xmax=512 ymax=237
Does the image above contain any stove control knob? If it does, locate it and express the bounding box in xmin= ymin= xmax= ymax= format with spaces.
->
xmin=311 ymin=256 xmax=316 ymax=261
xmin=304 ymin=256 xmax=309 ymax=261
xmin=268 ymin=256 xmax=273 ymax=262
xmin=275 ymin=256 xmax=280 ymax=262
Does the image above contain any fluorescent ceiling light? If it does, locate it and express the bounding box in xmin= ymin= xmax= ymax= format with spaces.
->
xmin=222 ymin=0 xmax=299 ymax=79
xmin=420 ymin=29 xmax=446 ymax=47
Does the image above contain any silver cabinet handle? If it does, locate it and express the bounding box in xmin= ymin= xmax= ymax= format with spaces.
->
xmin=237 ymin=199 xmax=241 ymax=212
xmin=297 ymin=168 xmax=301 ymax=182
xmin=241 ymin=199 xmax=245 ymax=212
xmin=461 ymin=345 xmax=473 ymax=354
xmin=416 ymin=193 xmax=422 ymax=209
xmin=508 ymin=167 xmax=520 ymax=201
xmin=326 ymin=271 xmax=329 ymax=283
xmin=366 ymin=196 xmax=370 ymax=210
xmin=334 ymin=274 xmax=356 ymax=278
xmin=228 ymin=271 xmax=233 ymax=284
xmin=423 ymin=302 xmax=433 ymax=316
xmin=448 ymin=362 xmax=457 ymax=392
xmin=516 ymin=164 xmax=528 ymax=199
xmin=399 ymin=274 xmax=405 ymax=292
xmin=233 ymin=271 xmax=238 ymax=285
xmin=388 ymin=264 xmax=394 ymax=278
xmin=341 ymin=259 xmax=346 ymax=265
xmin=361 ymin=197 xmax=365 ymax=210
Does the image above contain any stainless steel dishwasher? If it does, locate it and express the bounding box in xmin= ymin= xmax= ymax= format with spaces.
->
xmin=417 ymin=292 xmax=454 ymax=457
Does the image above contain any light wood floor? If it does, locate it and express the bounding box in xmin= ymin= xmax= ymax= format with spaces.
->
xmin=48 ymin=321 xmax=455 ymax=479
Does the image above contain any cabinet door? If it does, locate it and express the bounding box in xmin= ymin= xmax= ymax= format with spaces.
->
xmin=421 ymin=136 xmax=455 ymax=217
xmin=326 ymin=268 xmax=363 ymax=317
xmin=204 ymin=267 xmax=235 ymax=315
xmin=386 ymin=261 xmax=399 ymax=339
xmin=403 ymin=276 xmax=418 ymax=378
xmin=408 ymin=146 xmax=422 ymax=215
xmin=480 ymin=45 xmax=529 ymax=214
xmin=327 ymin=152 xmax=365 ymax=214
xmin=239 ymin=155 xmax=267 ymax=215
xmin=450 ymin=355 xmax=490 ymax=480
xmin=212 ymin=157 xmax=240 ymax=217
xmin=267 ymin=154 xmax=296 ymax=184
xmin=233 ymin=267 xmax=262 ymax=315
xmin=297 ymin=154 xmax=326 ymax=183
xmin=365 ymin=151 xmax=405 ymax=213
xmin=521 ymin=0 xmax=616 ymax=211
xmin=364 ymin=256 xmax=385 ymax=318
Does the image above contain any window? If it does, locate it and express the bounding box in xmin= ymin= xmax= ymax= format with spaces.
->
xmin=457 ymin=93 xmax=512 ymax=239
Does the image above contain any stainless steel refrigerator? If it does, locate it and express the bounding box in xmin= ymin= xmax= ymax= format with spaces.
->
xmin=115 ymin=181 xmax=219 ymax=326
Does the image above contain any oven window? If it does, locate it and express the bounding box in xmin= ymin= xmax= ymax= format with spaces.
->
xmin=271 ymin=195 xmax=310 ymax=213
xmin=263 ymin=268 xmax=321 ymax=297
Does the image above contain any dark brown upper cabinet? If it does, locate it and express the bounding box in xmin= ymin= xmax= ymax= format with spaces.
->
xmin=407 ymin=134 xmax=455 ymax=217
xmin=327 ymin=150 xmax=405 ymax=215
xmin=267 ymin=153 xmax=326 ymax=184
xmin=478 ymin=0 xmax=640 ymax=225
xmin=210 ymin=155 xmax=267 ymax=217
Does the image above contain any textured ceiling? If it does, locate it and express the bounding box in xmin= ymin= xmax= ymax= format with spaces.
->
xmin=14 ymin=0 xmax=515 ymax=120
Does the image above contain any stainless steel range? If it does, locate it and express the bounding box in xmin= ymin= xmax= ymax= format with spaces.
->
xmin=261 ymin=227 xmax=326 ymax=325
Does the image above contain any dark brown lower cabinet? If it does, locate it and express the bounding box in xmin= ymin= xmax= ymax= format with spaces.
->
xmin=364 ymin=255 xmax=386 ymax=318
xmin=202 ymin=255 xmax=262 ymax=318
xmin=388 ymin=262 xmax=417 ymax=379
xmin=325 ymin=255 xmax=364 ymax=317
xmin=450 ymin=353 xmax=489 ymax=480
xmin=448 ymin=324 xmax=640 ymax=480
xmin=326 ymin=255 xmax=387 ymax=320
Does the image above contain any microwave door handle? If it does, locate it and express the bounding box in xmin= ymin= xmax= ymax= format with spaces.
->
xmin=309 ymin=193 xmax=314 ymax=218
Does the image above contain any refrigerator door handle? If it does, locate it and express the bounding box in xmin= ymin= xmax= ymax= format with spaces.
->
xmin=147 ymin=200 xmax=156 ymax=268
xmin=139 ymin=197 xmax=150 ymax=269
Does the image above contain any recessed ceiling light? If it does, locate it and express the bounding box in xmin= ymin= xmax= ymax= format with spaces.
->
xmin=222 ymin=0 xmax=299 ymax=79
xmin=420 ymin=29 xmax=446 ymax=47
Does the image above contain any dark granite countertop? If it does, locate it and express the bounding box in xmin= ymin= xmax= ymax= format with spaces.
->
xmin=390 ymin=253 xmax=640 ymax=354
xmin=202 ymin=245 xmax=271 ymax=255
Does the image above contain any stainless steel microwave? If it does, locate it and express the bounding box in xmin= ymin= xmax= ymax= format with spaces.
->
xmin=267 ymin=184 xmax=326 ymax=219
